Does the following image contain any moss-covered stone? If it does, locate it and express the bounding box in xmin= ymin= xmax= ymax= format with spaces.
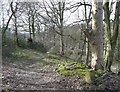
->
xmin=56 ymin=63 xmax=106 ymax=84
xmin=95 ymin=69 xmax=105 ymax=75
xmin=57 ymin=63 xmax=89 ymax=77
xmin=84 ymin=70 xmax=95 ymax=84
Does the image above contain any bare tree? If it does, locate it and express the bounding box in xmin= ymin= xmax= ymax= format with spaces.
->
xmin=104 ymin=1 xmax=120 ymax=71
xmin=17 ymin=2 xmax=38 ymax=42
xmin=83 ymin=0 xmax=92 ymax=66
xmin=10 ymin=2 xmax=20 ymax=46
xmin=84 ymin=0 xmax=104 ymax=70
xmin=2 ymin=2 xmax=18 ymax=38
xmin=39 ymin=0 xmax=66 ymax=55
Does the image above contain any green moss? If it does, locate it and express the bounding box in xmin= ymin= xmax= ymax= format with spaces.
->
xmin=95 ymin=69 xmax=106 ymax=76
xmin=57 ymin=63 xmax=89 ymax=76
xmin=57 ymin=65 xmax=65 ymax=71
xmin=59 ymin=70 xmax=75 ymax=76
xmin=83 ymin=69 xmax=105 ymax=84
xmin=57 ymin=63 xmax=106 ymax=76
xmin=56 ymin=63 xmax=106 ymax=84
xmin=84 ymin=71 xmax=93 ymax=84
xmin=58 ymin=68 xmax=89 ymax=76
xmin=75 ymin=69 xmax=88 ymax=75
xmin=75 ymin=63 xmax=87 ymax=69
xmin=94 ymin=69 xmax=106 ymax=84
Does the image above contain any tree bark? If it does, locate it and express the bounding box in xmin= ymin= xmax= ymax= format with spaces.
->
xmin=90 ymin=0 xmax=104 ymax=70
xmin=59 ymin=2 xmax=65 ymax=55
xmin=14 ymin=14 xmax=19 ymax=46
xmin=83 ymin=1 xmax=91 ymax=66
xmin=53 ymin=25 xmax=56 ymax=46
xmin=11 ymin=2 xmax=19 ymax=46
xmin=104 ymin=0 xmax=111 ymax=70
xmin=104 ymin=1 xmax=120 ymax=71
xmin=3 ymin=2 xmax=17 ymax=38
xmin=28 ymin=15 xmax=32 ymax=39
xmin=59 ymin=27 xmax=64 ymax=55
xmin=32 ymin=15 xmax=35 ymax=41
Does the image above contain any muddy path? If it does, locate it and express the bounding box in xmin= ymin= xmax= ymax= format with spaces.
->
xmin=2 ymin=53 xmax=120 ymax=91
xmin=2 ymin=54 xmax=69 ymax=90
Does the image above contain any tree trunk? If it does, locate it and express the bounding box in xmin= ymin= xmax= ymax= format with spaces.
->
xmin=109 ymin=1 xmax=120 ymax=70
xmin=104 ymin=0 xmax=111 ymax=70
xmin=104 ymin=1 xmax=120 ymax=71
xmin=14 ymin=13 xmax=19 ymax=46
xmin=59 ymin=27 xmax=64 ymax=55
xmin=28 ymin=16 xmax=32 ymax=39
xmin=118 ymin=34 xmax=120 ymax=60
xmin=12 ymin=4 xmax=19 ymax=46
xmin=86 ymin=40 xmax=90 ymax=66
xmin=10 ymin=2 xmax=19 ymax=46
xmin=2 ymin=2 xmax=17 ymax=41
xmin=83 ymin=1 xmax=90 ymax=66
xmin=32 ymin=15 xmax=35 ymax=41
xmin=78 ymin=36 xmax=86 ymax=62
xmin=90 ymin=0 xmax=104 ymax=70
xmin=59 ymin=2 xmax=65 ymax=55
xmin=53 ymin=25 xmax=56 ymax=46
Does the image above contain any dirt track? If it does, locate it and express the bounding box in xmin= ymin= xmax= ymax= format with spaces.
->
xmin=2 ymin=54 xmax=120 ymax=91
xmin=2 ymin=55 xmax=67 ymax=90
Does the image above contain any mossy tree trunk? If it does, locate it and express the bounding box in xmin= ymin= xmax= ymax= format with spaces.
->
xmin=104 ymin=1 xmax=120 ymax=71
xmin=104 ymin=0 xmax=111 ymax=70
xmin=83 ymin=1 xmax=91 ymax=66
xmin=84 ymin=0 xmax=104 ymax=70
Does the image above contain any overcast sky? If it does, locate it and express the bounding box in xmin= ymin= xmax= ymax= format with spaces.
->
xmin=0 ymin=0 xmax=116 ymax=27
